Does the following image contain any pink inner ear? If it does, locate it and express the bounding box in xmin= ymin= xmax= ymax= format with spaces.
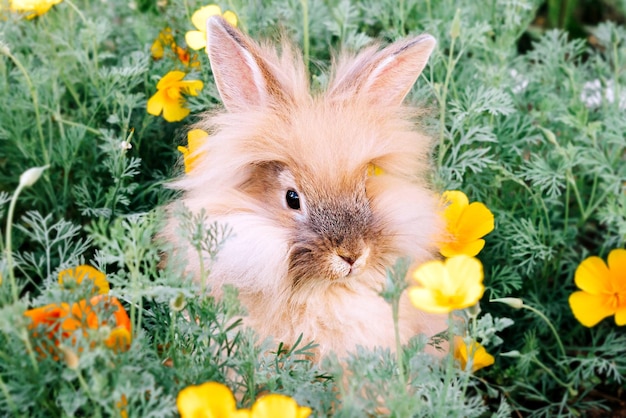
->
xmin=361 ymin=35 xmax=436 ymax=106
xmin=206 ymin=17 xmax=269 ymax=111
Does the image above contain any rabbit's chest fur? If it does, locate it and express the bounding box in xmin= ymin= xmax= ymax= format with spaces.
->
xmin=164 ymin=16 xmax=448 ymax=359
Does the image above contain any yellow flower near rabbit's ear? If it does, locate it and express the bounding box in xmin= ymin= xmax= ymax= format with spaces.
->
xmin=185 ymin=4 xmax=238 ymax=52
xmin=146 ymin=71 xmax=203 ymax=122
xmin=58 ymin=265 xmax=110 ymax=295
xmin=250 ymin=394 xmax=311 ymax=418
xmin=439 ymin=190 xmax=494 ymax=257
xmin=178 ymin=129 xmax=208 ymax=174
xmin=177 ymin=382 xmax=250 ymax=418
xmin=409 ymin=255 xmax=484 ymax=313
xmin=453 ymin=336 xmax=495 ymax=372
xmin=9 ymin=0 xmax=62 ymax=19
xmin=569 ymin=249 xmax=626 ymax=327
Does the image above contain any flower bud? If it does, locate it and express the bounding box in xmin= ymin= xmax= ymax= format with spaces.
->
xmin=59 ymin=345 xmax=79 ymax=370
xmin=450 ymin=9 xmax=461 ymax=39
xmin=490 ymin=297 xmax=524 ymax=309
xmin=500 ymin=350 xmax=521 ymax=358
xmin=19 ymin=165 xmax=49 ymax=188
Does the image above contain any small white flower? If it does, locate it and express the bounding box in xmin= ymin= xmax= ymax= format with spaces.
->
xmin=120 ymin=141 xmax=132 ymax=150
xmin=509 ymin=69 xmax=529 ymax=94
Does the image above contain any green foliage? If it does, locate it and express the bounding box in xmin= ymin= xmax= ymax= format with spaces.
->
xmin=1 ymin=0 xmax=625 ymax=416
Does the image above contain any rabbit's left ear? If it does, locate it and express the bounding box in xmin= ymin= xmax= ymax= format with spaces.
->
xmin=334 ymin=35 xmax=436 ymax=106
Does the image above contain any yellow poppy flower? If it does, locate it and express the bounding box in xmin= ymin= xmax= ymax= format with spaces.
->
xmin=185 ymin=4 xmax=238 ymax=52
xmin=150 ymin=27 xmax=175 ymax=60
xmin=177 ymin=382 xmax=250 ymax=418
xmin=58 ymin=265 xmax=110 ymax=295
xmin=178 ymin=129 xmax=208 ymax=174
xmin=569 ymin=248 xmax=626 ymax=327
xmin=409 ymin=255 xmax=485 ymax=313
xmin=9 ymin=0 xmax=62 ymax=19
xmin=439 ymin=190 xmax=494 ymax=257
xmin=250 ymin=394 xmax=311 ymax=418
xmin=453 ymin=336 xmax=495 ymax=372
xmin=146 ymin=71 xmax=203 ymax=122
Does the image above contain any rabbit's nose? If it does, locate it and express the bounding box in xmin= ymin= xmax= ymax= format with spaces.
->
xmin=339 ymin=255 xmax=356 ymax=266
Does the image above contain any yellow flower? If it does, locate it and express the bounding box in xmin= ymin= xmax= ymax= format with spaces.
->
xmin=177 ymin=382 xmax=311 ymax=418
xmin=178 ymin=129 xmax=208 ymax=174
xmin=439 ymin=190 xmax=494 ymax=257
xmin=9 ymin=0 xmax=62 ymax=19
xmin=177 ymin=382 xmax=249 ymax=418
xmin=150 ymin=27 xmax=175 ymax=60
xmin=250 ymin=394 xmax=311 ymax=418
xmin=569 ymin=249 xmax=626 ymax=327
xmin=409 ymin=255 xmax=484 ymax=313
xmin=185 ymin=4 xmax=238 ymax=51
xmin=58 ymin=265 xmax=110 ymax=295
xmin=453 ymin=336 xmax=495 ymax=372
xmin=146 ymin=71 xmax=203 ymax=122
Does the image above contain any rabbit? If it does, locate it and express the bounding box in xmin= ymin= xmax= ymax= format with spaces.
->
xmin=163 ymin=16 xmax=448 ymax=359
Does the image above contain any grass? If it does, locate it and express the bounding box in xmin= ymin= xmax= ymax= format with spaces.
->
xmin=1 ymin=0 xmax=625 ymax=416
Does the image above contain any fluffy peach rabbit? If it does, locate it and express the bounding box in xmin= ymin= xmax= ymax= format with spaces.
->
xmin=164 ymin=16 xmax=447 ymax=358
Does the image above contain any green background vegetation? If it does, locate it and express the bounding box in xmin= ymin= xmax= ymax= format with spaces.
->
xmin=0 ymin=0 xmax=625 ymax=416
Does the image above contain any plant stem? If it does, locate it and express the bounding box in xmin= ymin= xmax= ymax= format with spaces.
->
xmin=1 ymin=50 xmax=49 ymax=168
xmin=435 ymin=314 xmax=454 ymax=418
xmin=5 ymin=183 xmax=25 ymax=303
xmin=521 ymin=304 xmax=567 ymax=360
xmin=0 ymin=373 xmax=20 ymax=417
xmin=392 ymin=296 xmax=405 ymax=386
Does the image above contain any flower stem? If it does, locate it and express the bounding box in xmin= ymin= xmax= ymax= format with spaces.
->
xmin=521 ymin=304 xmax=567 ymax=360
xmin=5 ymin=183 xmax=25 ymax=304
xmin=1 ymin=49 xmax=49 ymax=168
xmin=436 ymin=314 xmax=455 ymax=418
xmin=392 ymin=295 xmax=405 ymax=386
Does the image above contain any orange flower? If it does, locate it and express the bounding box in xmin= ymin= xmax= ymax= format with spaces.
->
xmin=24 ymin=295 xmax=132 ymax=354
xmin=569 ymin=249 xmax=626 ymax=327
xmin=453 ymin=336 xmax=495 ymax=372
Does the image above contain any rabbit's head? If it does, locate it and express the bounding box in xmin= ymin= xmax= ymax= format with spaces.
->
xmin=169 ymin=17 xmax=442 ymax=306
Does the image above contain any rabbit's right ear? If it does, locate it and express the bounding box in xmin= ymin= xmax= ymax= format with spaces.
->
xmin=206 ymin=17 xmax=284 ymax=112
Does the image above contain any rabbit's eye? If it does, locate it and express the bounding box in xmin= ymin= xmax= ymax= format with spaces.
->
xmin=286 ymin=190 xmax=300 ymax=210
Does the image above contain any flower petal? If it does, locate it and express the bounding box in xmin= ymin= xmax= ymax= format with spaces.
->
xmin=569 ymin=291 xmax=614 ymax=327
xmin=440 ymin=238 xmax=485 ymax=258
xmin=58 ymin=265 xmax=109 ymax=295
xmin=457 ymin=202 xmax=494 ymax=241
xmin=412 ymin=260 xmax=447 ymax=289
xmin=408 ymin=288 xmax=451 ymax=314
xmin=162 ymin=102 xmax=190 ymax=122
xmin=608 ymin=249 xmax=626 ymax=292
xmin=442 ymin=190 xmax=469 ymax=226
xmin=185 ymin=30 xmax=207 ymax=51
xmin=251 ymin=394 xmax=311 ymax=418
xmin=146 ymin=91 xmax=165 ymax=116
xmin=181 ymin=80 xmax=204 ymax=96
xmin=615 ymin=307 xmax=626 ymax=326
xmin=575 ymin=256 xmax=611 ymax=294
xmin=191 ymin=4 xmax=222 ymax=31
xmin=156 ymin=70 xmax=186 ymax=89
xmin=177 ymin=382 xmax=237 ymax=418
xmin=187 ymin=129 xmax=208 ymax=149
xmin=222 ymin=10 xmax=238 ymax=27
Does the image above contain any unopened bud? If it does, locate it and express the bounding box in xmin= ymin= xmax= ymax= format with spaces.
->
xmin=490 ymin=297 xmax=524 ymax=309
xmin=500 ymin=350 xmax=521 ymax=358
xmin=450 ymin=9 xmax=462 ymax=39
xmin=59 ymin=345 xmax=79 ymax=370
xmin=19 ymin=165 xmax=49 ymax=188
xmin=170 ymin=293 xmax=187 ymax=312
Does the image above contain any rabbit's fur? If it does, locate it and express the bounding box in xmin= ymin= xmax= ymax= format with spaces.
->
xmin=163 ymin=16 xmax=447 ymax=358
